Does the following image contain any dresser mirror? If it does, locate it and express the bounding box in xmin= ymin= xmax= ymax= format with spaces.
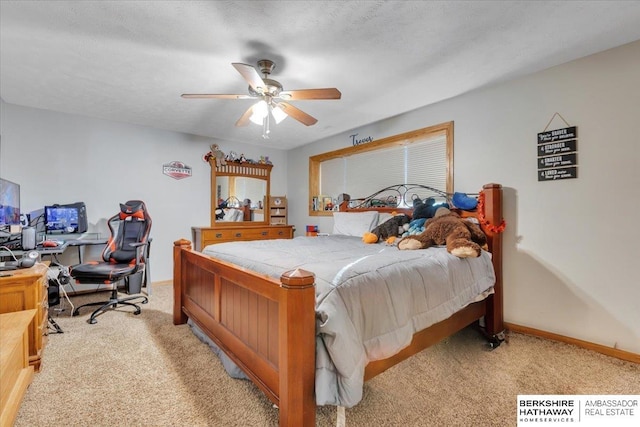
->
xmin=210 ymin=161 xmax=272 ymax=225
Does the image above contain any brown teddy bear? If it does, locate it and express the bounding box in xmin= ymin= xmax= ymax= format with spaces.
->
xmin=397 ymin=208 xmax=487 ymax=258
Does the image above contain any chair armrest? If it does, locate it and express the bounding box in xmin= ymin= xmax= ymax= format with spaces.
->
xmin=128 ymin=240 xmax=151 ymax=265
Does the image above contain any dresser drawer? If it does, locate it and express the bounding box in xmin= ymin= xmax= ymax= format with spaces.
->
xmin=201 ymin=228 xmax=270 ymax=243
xmin=268 ymin=227 xmax=292 ymax=239
xmin=194 ymin=225 xmax=294 ymax=250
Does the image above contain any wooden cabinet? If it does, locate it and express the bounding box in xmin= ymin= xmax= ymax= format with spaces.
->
xmin=0 ymin=309 xmax=36 ymax=427
xmin=266 ymin=196 xmax=288 ymax=225
xmin=192 ymin=224 xmax=294 ymax=251
xmin=0 ymin=263 xmax=49 ymax=372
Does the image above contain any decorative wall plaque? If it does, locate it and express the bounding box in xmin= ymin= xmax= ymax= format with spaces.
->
xmin=537 ymin=114 xmax=578 ymax=182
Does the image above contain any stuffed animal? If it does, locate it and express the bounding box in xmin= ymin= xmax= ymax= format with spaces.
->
xmin=363 ymin=214 xmax=410 ymax=244
xmin=411 ymin=196 xmax=449 ymax=220
xmin=209 ymin=144 xmax=226 ymax=167
xmin=411 ymin=196 xmax=436 ymax=220
xmin=397 ymin=208 xmax=487 ymax=258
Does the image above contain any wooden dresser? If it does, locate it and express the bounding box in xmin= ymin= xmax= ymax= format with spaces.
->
xmin=195 ymin=157 xmax=294 ymax=252
xmin=0 ymin=309 xmax=36 ymax=427
xmin=192 ymin=224 xmax=294 ymax=251
xmin=0 ymin=263 xmax=49 ymax=372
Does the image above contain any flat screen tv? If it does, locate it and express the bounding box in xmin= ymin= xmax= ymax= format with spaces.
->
xmin=44 ymin=202 xmax=88 ymax=234
xmin=0 ymin=178 xmax=21 ymax=227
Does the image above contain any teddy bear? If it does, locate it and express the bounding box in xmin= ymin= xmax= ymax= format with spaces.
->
xmin=363 ymin=214 xmax=410 ymax=244
xmin=212 ymin=144 xmax=227 ymax=167
xmin=397 ymin=208 xmax=487 ymax=258
xmin=205 ymin=144 xmax=226 ymax=168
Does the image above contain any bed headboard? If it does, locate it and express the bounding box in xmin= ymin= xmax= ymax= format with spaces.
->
xmin=338 ymin=183 xmax=503 ymax=250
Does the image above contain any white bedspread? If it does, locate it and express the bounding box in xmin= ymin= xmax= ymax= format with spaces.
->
xmin=201 ymin=235 xmax=495 ymax=407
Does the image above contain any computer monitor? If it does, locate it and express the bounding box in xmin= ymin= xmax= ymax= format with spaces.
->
xmin=0 ymin=178 xmax=21 ymax=227
xmin=44 ymin=202 xmax=88 ymax=234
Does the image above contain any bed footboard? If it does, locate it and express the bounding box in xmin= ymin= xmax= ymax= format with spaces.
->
xmin=173 ymin=239 xmax=316 ymax=427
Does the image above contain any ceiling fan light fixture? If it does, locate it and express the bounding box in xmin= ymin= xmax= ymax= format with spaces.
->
xmin=249 ymin=100 xmax=268 ymax=125
xmin=271 ymin=104 xmax=288 ymax=124
xmin=183 ymin=59 xmax=340 ymax=138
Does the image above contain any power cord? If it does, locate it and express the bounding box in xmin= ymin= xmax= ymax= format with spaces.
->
xmin=47 ymin=264 xmax=75 ymax=318
xmin=0 ymin=245 xmax=20 ymax=262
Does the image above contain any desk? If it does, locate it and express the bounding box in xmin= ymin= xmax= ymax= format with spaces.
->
xmin=66 ymin=238 xmax=108 ymax=263
xmin=1 ymin=238 xmax=107 ymax=264
xmin=33 ymin=242 xmax=69 ymax=262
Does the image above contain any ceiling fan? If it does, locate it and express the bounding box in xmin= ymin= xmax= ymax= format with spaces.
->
xmin=182 ymin=59 xmax=341 ymax=138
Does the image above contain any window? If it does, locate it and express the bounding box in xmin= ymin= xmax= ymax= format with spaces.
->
xmin=309 ymin=121 xmax=453 ymax=215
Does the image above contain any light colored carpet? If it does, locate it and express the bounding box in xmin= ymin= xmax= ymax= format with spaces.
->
xmin=15 ymin=284 xmax=640 ymax=426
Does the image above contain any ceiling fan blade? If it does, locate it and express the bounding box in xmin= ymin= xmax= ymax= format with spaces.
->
xmin=277 ymin=102 xmax=318 ymax=126
xmin=182 ymin=93 xmax=253 ymax=99
xmin=235 ymin=105 xmax=254 ymax=127
xmin=232 ymin=63 xmax=265 ymax=94
xmin=280 ymin=88 xmax=342 ymax=100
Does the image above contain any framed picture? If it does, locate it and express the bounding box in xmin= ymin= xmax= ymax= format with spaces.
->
xmin=323 ymin=196 xmax=333 ymax=211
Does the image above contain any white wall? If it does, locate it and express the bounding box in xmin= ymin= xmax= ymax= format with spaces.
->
xmin=0 ymin=101 xmax=288 ymax=282
xmin=288 ymin=40 xmax=640 ymax=354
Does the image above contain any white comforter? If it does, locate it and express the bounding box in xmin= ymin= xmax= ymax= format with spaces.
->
xmin=201 ymin=235 xmax=496 ymax=407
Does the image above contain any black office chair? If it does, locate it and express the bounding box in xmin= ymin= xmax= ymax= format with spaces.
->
xmin=70 ymin=200 xmax=152 ymax=324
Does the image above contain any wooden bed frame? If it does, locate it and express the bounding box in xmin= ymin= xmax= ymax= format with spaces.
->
xmin=173 ymin=183 xmax=504 ymax=426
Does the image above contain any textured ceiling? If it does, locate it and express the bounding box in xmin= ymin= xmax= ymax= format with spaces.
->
xmin=2 ymin=1 xmax=640 ymax=150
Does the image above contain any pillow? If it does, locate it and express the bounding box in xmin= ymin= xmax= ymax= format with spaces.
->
xmin=332 ymin=211 xmax=379 ymax=236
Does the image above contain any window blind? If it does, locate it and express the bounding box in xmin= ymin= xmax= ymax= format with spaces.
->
xmin=320 ymin=133 xmax=447 ymax=200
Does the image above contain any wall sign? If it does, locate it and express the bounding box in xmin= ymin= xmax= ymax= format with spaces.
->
xmin=163 ymin=161 xmax=192 ymax=180
xmin=537 ymin=114 xmax=578 ymax=182
xmin=350 ymin=133 xmax=373 ymax=146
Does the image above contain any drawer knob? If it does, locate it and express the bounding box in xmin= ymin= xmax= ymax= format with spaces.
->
xmin=235 ymin=233 xmax=242 ymax=237
xmin=261 ymin=231 xmax=268 ymax=236
xmin=215 ymin=233 xmax=222 ymax=238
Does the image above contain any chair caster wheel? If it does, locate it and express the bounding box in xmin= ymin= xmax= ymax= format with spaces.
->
xmin=142 ymin=299 xmax=148 ymax=304
xmin=134 ymin=310 xmax=141 ymax=315
xmin=88 ymin=318 xmax=97 ymax=324
xmin=72 ymin=310 xmax=80 ymax=317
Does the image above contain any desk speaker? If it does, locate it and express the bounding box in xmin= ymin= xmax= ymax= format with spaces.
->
xmin=22 ymin=227 xmax=36 ymax=250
